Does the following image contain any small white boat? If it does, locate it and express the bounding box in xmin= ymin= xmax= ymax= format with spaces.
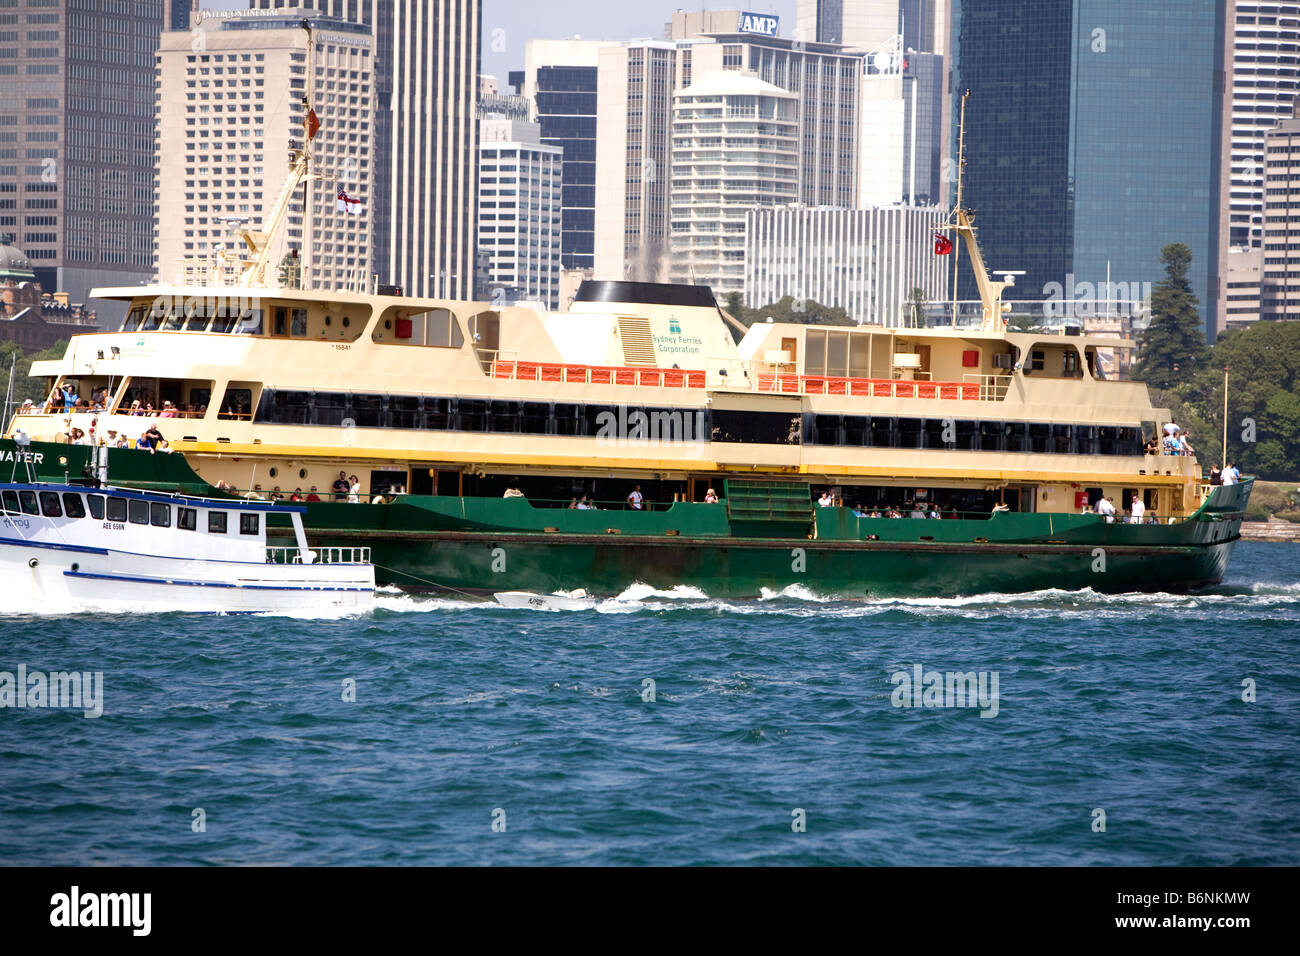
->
xmin=493 ymin=589 xmax=597 ymax=611
xmin=0 ymin=480 xmax=374 ymax=614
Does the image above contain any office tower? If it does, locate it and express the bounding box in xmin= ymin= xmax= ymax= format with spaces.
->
xmin=744 ymin=205 xmax=950 ymax=323
xmin=253 ymin=1 xmax=481 ymax=300
xmin=1260 ymin=109 xmax=1300 ymax=320
xmin=0 ymin=0 xmax=163 ymax=324
xmin=1216 ymin=0 xmax=1300 ymax=330
xmin=155 ymin=13 xmax=373 ymax=292
xmin=523 ymin=40 xmax=608 ymax=273
xmin=668 ymin=72 xmax=798 ymax=297
xmin=950 ymin=0 xmax=1225 ymax=336
xmin=797 ymin=0 xmax=899 ymax=48
xmin=166 ymin=1 xmax=194 ymax=32
xmin=858 ymin=39 xmax=944 ymax=206
xmin=477 ymin=117 xmax=562 ymax=309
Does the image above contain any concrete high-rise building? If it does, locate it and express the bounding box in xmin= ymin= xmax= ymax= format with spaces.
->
xmin=1215 ymin=1 xmax=1300 ymax=330
xmin=253 ymin=0 xmax=481 ymax=300
xmin=0 ymin=0 xmax=163 ymax=324
xmin=155 ymin=12 xmax=373 ymax=291
xmin=858 ymin=38 xmax=944 ymax=207
xmin=477 ymin=118 xmax=562 ymax=309
xmin=523 ymin=40 xmax=609 ymax=273
xmin=797 ymin=0 xmax=898 ymax=49
xmin=669 ymin=72 xmax=798 ymax=297
xmin=1260 ymin=110 xmax=1300 ymax=320
xmin=950 ymin=0 xmax=1226 ymax=337
xmin=744 ymin=205 xmax=950 ymax=324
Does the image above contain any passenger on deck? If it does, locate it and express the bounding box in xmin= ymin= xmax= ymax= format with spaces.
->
xmin=290 ymin=488 xmax=304 ymax=502
xmin=1222 ymin=462 xmax=1240 ymax=486
xmin=157 ymin=440 xmax=173 ymax=454
xmin=817 ymin=491 xmax=834 ymax=508
xmin=135 ymin=434 xmax=153 ymax=453
xmin=503 ymin=479 xmax=526 ymax=499
xmin=1209 ymin=464 xmax=1222 ymax=485
xmin=245 ymin=484 xmax=266 ymax=501
xmin=306 ymin=487 xmax=321 ymax=502
xmin=627 ymin=485 xmax=644 ymax=510
xmin=61 ymin=383 xmax=78 ymax=409
xmin=347 ymin=475 xmax=361 ymax=503
xmin=704 ymin=488 xmax=719 ymax=504
xmin=851 ymin=503 xmax=868 ymax=517
xmin=567 ymin=498 xmax=578 ymax=509
xmin=142 ymin=422 xmax=164 ymax=450
xmin=577 ymin=495 xmax=595 ymax=510
xmin=159 ymin=401 xmax=177 ymax=419
xmin=909 ymin=503 xmax=927 ymax=519
xmin=991 ymin=501 xmax=1011 ymax=513
xmin=1144 ymin=436 xmax=1159 ymax=455
xmin=929 ymin=505 xmax=942 ymax=519
xmin=1129 ymin=497 xmax=1146 ymax=524
xmin=332 ymin=471 xmax=350 ymax=501
xmin=946 ymin=506 xmax=959 ymax=519
xmin=1095 ymin=496 xmax=1116 ymax=523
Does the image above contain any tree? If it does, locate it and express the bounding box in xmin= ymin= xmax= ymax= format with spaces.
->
xmin=906 ymin=288 xmax=928 ymax=328
xmin=1133 ymin=243 xmax=1209 ymax=389
xmin=0 ymin=338 xmax=68 ymax=413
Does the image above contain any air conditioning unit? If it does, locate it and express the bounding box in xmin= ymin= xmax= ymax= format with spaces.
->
xmin=892 ymin=353 xmax=922 ymax=369
xmin=992 ymin=353 xmax=1014 ymax=369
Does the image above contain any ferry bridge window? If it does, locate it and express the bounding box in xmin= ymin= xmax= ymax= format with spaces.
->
xmin=2 ymin=490 xmax=19 ymax=513
xmin=1075 ymin=426 xmax=1097 ymax=456
xmin=955 ymin=420 xmax=979 ymax=451
xmin=390 ymin=396 xmax=420 ymax=429
xmin=457 ymin=399 xmax=487 ymax=431
xmin=273 ymin=307 xmax=287 ymax=335
xmin=488 ymin=400 xmax=521 ymax=433
xmin=210 ymin=308 xmax=238 ymax=334
xmin=711 ymin=409 xmax=801 ymax=445
xmin=270 ymin=390 xmax=310 ymax=425
xmin=240 ymin=513 xmax=260 ymax=535
xmin=291 ymin=308 xmax=307 ymax=337
xmin=39 ymin=491 xmax=61 ymax=517
xmin=351 ymin=394 xmax=384 ymax=428
xmin=122 ymin=307 xmax=146 ymax=331
xmin=978 ymin=421 xmax=1002 ymax=452
xmin=423 ymin=398 xmax=453 ymax=430
xmin=812 ymin=414 xmax=842 ymax=445
xmin=86 ymin=495 xmax=104 ymax=520
xmin=522 ymin=402 xmax=550 ymax=434
xmin=221 ymin=388 xmax=254 ymax=420
xmin=178 ymin=507 xmax=197 ymax=531
xmin=61 ymin=493 xmax=86 ymax=518
xmin=128 ymin=499 xmax=149 ymax=525
xmin=1053 ymin=424 xmax=1074 ymax=454
xmin=869 ymin=416 xmax=894 ymax=448
xmin=232 ymin=310 xmax=263 ymax=334
xmin=151 ymin=503 xmax=171 ymax=528
xmin=1004 ymin=422 xmax=1028 ymax=453
xmin=1029 ymin=423 xmax=1052 ymax=453
xmin=313 ymin=392 xmax=349 ymax=426
xmin=106 ymin=497 xmax=127 ymax=522
xmin=209 ymin=511 xmax=228 ymax=534
xmin=553 ymin=402 xmax=580 ymax=436
xmin=18 ymin=491 xmax=38 ymax=515
xmin=844 ymin=415 xmax=867 ymax=446
xmin=923 ymin=419 xmax=948 ymax=449
xmin=1097 ymin=426 xmax=1117 ymax=456
xmin=898 ymin=417 xmax=923 ymax=450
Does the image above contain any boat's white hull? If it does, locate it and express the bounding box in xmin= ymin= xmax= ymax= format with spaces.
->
xmin=493 ymin=590 xmax=597 ymax=611
xmin=1 ymin=540 xmax=374 ymax=614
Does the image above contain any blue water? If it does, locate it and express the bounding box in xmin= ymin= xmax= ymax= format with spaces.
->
xmin=2 ymin=542 xmax=1298 ymax=866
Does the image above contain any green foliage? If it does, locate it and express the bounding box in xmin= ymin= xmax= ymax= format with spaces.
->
xmin=1133 ymin=243 xmax=1209 ymax=390
xmin=1 ymin=338 xmax=68 ymax=410
xmin=722 ymin=295 xmax=857 ymax=342
xmin=1156 ymin=318 xmax=1300 ymax=482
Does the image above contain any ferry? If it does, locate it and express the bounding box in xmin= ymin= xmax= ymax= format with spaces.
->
xmin=0 ymin=96 xmax=1251 ymax=599
xmin=0 ymin=455 xmax=374 ymax=614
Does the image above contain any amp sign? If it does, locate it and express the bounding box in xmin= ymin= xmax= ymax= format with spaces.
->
xmin=738 ymin=11 xmax=780 ymax=37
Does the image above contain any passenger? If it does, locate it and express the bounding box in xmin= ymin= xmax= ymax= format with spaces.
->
xmin=157 ymin=439 xmax=174 ymax=454
xmin=271 ymin=486 xmax=283 ymax=501
xmin=817 ymin=491 xmax=834 ymax=508
xmin=214 ymin=480 xmax=233 ymax=492
xmin=1208 ymin=464 xmax=1222 ymax=485
xmin=347 ymin=474 xmax=361 ymax=503
xmin=909 ymin=503 xmax=927 ymax=519
xmin=306 ymin=487 xmax=321 ymax=502
xmin=503 ymin=479 xmax=526 ymax=499
xmin=332 ymin=470 xmax=351 ymax=501
xmin=1222 ymin=462 xmax=1240 ymax=486
xmin=567 ymin=498 xmax=578 ymax=509
xmin=576 ymin=495 xmax=593 ymax=510
xmin=1129 ymin=496 xmax=1146 ymax=524
xmin=1143 ymin=436 xmax=1159 ymax=455
xmin=1180 ymin=433 xmax=1195 ymax=457
xmin=61 ymin=383 xmax=77 ymax=409
xmin=129 ymin=400 xmax=143 ymax=416
xmin=1095 ymin=495 xmax=1116 ymax=523
xmin=851 ymin=503 xmax=868 ymax=517
xmin=142 ymin=421 xmax=164 ymax=449
xmin=887 ymin=508 xmax=902 ymax=519
xmin=929 ymin=505 xmax=942 ymax=519
xmin=290 ymin=488 xmax=304 ymax=502
xmin=704 ymin=488 xmax=719 ymax=504
xmin=245 ymin=484 xmax=266 ymax=501
xmin=159 ymin=401 xmax=177 ymax=419
xmin=991 ymin=501 xmax=1011 ymax=513
xmin=627 ymin=484 xmax=644 ymax=510
xmin=869 ymin=509 xmax=882 ymax=519
xmin=946 ymin=506 xmax=959 ymax=519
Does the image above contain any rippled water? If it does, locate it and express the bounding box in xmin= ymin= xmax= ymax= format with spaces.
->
xmin=2 ymin=542 xmax=1298 ymax=865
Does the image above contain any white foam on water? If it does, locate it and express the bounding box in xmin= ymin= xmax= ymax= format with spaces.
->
xmin=759 ymin=583 xmax=834 ymax=602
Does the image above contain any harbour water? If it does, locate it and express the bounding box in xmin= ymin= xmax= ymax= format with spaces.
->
xmin=2 ymin=541 xmax=1297 ymax=866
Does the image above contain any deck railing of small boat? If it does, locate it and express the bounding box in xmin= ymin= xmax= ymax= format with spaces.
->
xmin=265 ymin=546 xmax=372 ymax=566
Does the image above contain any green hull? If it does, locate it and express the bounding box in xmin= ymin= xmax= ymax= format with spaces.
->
xmin=1 ymin=438 xmax=1251 ymax=599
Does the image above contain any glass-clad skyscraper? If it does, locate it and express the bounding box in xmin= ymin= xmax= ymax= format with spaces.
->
xmin=534 ymin=66 xmax=597 ymax=271
xmin=950 ymin=0 xmax=1225 ymax=335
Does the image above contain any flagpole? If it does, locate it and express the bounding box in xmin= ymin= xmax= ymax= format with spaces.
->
xmin=1222 ymin=366 xmax=1229 ymax=470
xmin=301 ymin=18 xmax=313 ymax=281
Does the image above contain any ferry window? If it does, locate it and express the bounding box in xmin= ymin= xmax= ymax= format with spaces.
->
xmin=868 ymin=416 xmax=894 ymax=448
xmin=390 ymin=395 xmax=420 ymax=428
xmin=1097 ymin=426 xmax=1117 ymax=455
xmin=128 ymin=499 xmax=150 ymax=525
xmin=351 ymin=394 xmax=384 ymax=427
xmin=61 ymin=493 xmax=86 ymax=519
xmin=426 ymin=309 xmax=464 ymax=348
xmin=812 ymin=414 xmax=841 ymax=445
xmin=1053 ymin=425 xmax=1075 ymax=454
xmin=220 ymin=388 xmax=254 ymax=420
xmin=240 ymin=513 xmax=260 ymax=535
xmin=178 ymin=507 xmax=197 ymax=531
xmin=313 ymin=392 xmax=349 ymax=426
xmin=522 ymin=402 xmax=550 ymax=434
xmin=208 ymin=511 xmax=228 ymax=534
xmin=804 ymin=330 xmax=826 ymax=376
xmin=843 ymin=415 xmax=867 ymax=446
xmin=291 ymin=308 xmax=307 ymax=337
xmin=185 ymin=310 xmax=211 ymax=332
xmin=898 ymin=418 xmax=923 ymax=450
xmin=955 ymin=420 xmax=978 ymax=451
xmin=273 ymin=307 xmax=287 ymax=335
xmin=458 ymin=399 xmax=487 ymax=432
xmin=1004 ymin=422 xmax=1028 ymax=453
xmin=141 ymin=309 xmax=163 ymax=331
xmin=210 ymin=309 xmax=237 ymax=334
xmin=1063 ymin=350 xmax=1081 ymax=376
xmin=424 ymin=397 xmax=454 ymax=430
xmin=1075 ymin=426 xmax=1097 ymax=456
xmin=19 ymin=490 xmax=39 ymax=515
xmin=106 ymin=497 xmax=127 ymax=522
xmin=1028 ymin=423 xmax=1051 ymax=453
xmin=979 ymin=421 xmax=1002 ymax=451
xmin=1 ymin=490 xmax=18 ymax=513
xmin=1030 ymin=350 xmax=1045 ymax=372
xmin=489 ymin=400 xmax=521 ymax=433
xmin=122 ymin=307 xmax=146 ymax=331
xmin=552 ymin=402 xmax=579 ymax=436
xmin=87 ymin=494 xmax=104 ymax=519
xmin=39 ymin=491 xmax=62 ymax=517
xmin=151 ymin=502 xmax=172 ymax=528
xmin=232 ymin=310 xmax=262 ymax=334
xmin=923 ymin=419 xmax=948 ymax=449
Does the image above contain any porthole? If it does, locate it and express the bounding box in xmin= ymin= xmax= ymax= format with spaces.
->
xmin=342 ymin=316 xmax=350 ymax=327
xmin=384 ymin=319 xmax=392 ymax=330
xmin=269 ymin=467 xmax=278 ymax=478
xmin=70 ymin=563 xmax=79 ymax=572
xmin=299 ymin=468 xmax=308 ymax=479
xmin=324 ymin=316 xmax=332 ymax=326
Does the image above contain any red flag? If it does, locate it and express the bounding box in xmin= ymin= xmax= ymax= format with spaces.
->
xmin=934 ymin=232 xmax=953 ymax=255
xmin=306 ymin=108 xmax=321 ymax=141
